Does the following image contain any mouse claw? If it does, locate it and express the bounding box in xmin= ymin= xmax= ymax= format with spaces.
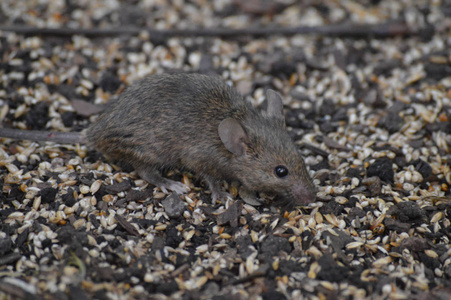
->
xmin=211 ymin=190 xmax=232 ymax=204
xmin=166 ymin=181 xmax=190 ymax=195
xmin=137 ymin=168 xmax=189 ymax=195
xmin=204 ymin=177 xmax=231 ymax=204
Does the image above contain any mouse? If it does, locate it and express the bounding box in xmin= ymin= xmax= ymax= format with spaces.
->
xmin=0 ymin=73 xmax=316 ymax=208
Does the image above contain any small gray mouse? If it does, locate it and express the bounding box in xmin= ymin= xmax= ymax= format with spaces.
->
xmin=0 ymin=73 xmax=316 ymax=207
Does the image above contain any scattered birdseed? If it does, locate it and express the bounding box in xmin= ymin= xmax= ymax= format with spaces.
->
xmin=0 ymin=0 xmax=451 ymax=299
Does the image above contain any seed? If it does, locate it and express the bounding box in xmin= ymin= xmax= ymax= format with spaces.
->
xmin=90 ymin=180 xmax=102 ymax=194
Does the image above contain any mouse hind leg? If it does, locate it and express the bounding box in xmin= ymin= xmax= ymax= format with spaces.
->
xmin=136 ymin=167 xmax=190 ymax=195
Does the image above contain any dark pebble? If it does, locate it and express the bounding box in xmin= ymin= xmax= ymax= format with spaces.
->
xmin=401 ymin=237 xmax=429 ymax=252
xmin=324 ymin=166 xmax=342 ymax=184
xmin=199 ymin=54 xmax=215 ymax=73
xmin=261 ymin=235 xmax=292 ymax=258
xmin=104 ymin=180 xmax=132 ymax=194
xmin=151 ymin=236 xmax=166 ymax=252
xmin=155 ymin=280 xmax=179 ymax=296
xmin=161 ymin=194 xmax=185 ymax=218
xmin=373 ymin=59 xmax=402 ymax=76
xmin=15 ymin=227 xmax=29 ymax=249
xmin=367 ymin=157 xmax=394 ymax=183
xmin=134 ymin=218 xmax=157 ymax=228
xmin=347 ymin=207 xmax=366 ymax=220
xmin=115 ymin=215 xmax=140 ymax=237
xmin=379 ymin=112 xmax=404 ymax=133
xmin=410 ymin=159 xmax=433 ymax=179
xmin=61 ymin=111 xmax=76 ymax=127
xmin=108 ymin=238 xmax=121 ymax=250
xmin=125 ymin=189 xmax=153 ymax=202
xmin=419 ymin=252 xmax=441 ymax=270
xmin=319 ymin=121 xmax=336 ymax=134
xmin=285 ymin=109 xmax=315 ymax=128
xmin=25 ymin=101 xmax=50 ymax=130
xmin=118 ymin=6 xmax=147 ymax=27
xmin=89 ymin=214 xmax=100 ymax=228
xmin=262 ymin=291 xmax=287 ymax=300
xmin=388 ymin=101 xmax=407 ymax=115
xmin=444 ymin=264 xmax=451 ymax=279
xmin=362 ymin=176 xmax=382 ymax=196
xmin=394 ymin=156 xmax=407 ymax=168
xmin=99 ymin=71 xmax=122 ymax=93
xmin=41 ymin=238 xmax=52 ymax=249
xmin=56 ymin=84 xmax=77 ymax=100
xmin=0 ymin=235 xmax=12 ymax=256
xmin=316 ymin=254 xmax=349 ymax=282
xmin=331 ymin=107 xmax=348 ymax=122
xmin=310 ymin=160 xmax=330 ymax=171
xmin=384 ymin=218 xmax=412 ymax=233
xmin=40 ymin=187 xmax=58 ymax=204
xmin=0 ymin=224 xmax=13 ymax=236
xmin=57 ymin=225 xmax=89 ymax=249
xmin=425 ymin=121 xmax=451 ymax=134
xmin=393 ymin=201 xmax=426 ymax=223
xmin=305 ymin=57 xmax=329 ymax=71
xmin=386 ymin=202 xmax=426 ymax=230
xmin=62 ymin=190 xmax=76 ymax=207
xmin=408 ymin=139 xmax=424 ymax=148
xmin=68 ymin=285 xmax=89 ymax=300
xmin=362 ymin=88 xmax=386 ymax=108
xmin=300 ymin=231 xmax=314 ymax=249
xmin=7 ymin=185 xmax=25 ymax=202
xmin=202 ymin=282 xmax=220 ymax=298
xmin=0 ymin=252 xmax=21 ymax=265
xmin=236 ymin=235 xmax=255 ymax=259
xmin=424 ymin=63 xmax=451 ymax=80
xmin=165 ymin=225 xmax=184 ymax=248
xmin=346 ymin=167 xmax=362 ymax=178
xmin=85 ymin=150 xmax=104 ymax=163
xmin=319 ymin=98 xmax=336 ymax=116
xmin=278 ymin=259 xmax=305 ymax=274
xmin=94 ymin=266 xmax=115 ymax=281
xmin=322 ymin=229 xmax=353 ymax=250
xmin=173 ymin=252 xmax=194 ymax=267
xmin=271 ymin=60 xmax=297 ymax=78
xmin=217 ymin=200 xmax=242 ymax=226
xmin=79 ymin=173 xmax=95 ymax=185
xmin=319 ymin=200 xmax=344 ymax=215
xmin=96 ymin=200 xmax=108 ymax=212
xmin=289 ymin=89 xmax=311 ymax=101
xmin=333 ymin=50 xmax=347 ymax=70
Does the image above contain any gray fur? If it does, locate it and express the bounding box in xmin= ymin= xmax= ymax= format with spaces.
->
xmin=0 ymin=73 xmax=316 ymax=207
xmin=87 ymin=73 xmax=316 ymax=206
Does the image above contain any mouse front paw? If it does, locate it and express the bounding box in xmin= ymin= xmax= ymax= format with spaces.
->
xmin=203 ymin=176 xmax=232 ymax=204
xmin=239 ymin=188 xmax=265 ymax=206
xmin=137 ymin=168 xmax=190 ymax=195
xmin=211 ymin=190 xmax=232 ymax=204
xmin=164 ymin=180 xmax=190 ymax=195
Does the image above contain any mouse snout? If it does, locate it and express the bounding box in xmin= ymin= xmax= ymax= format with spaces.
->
xmin=292 ymin=183 xmax=316 ymax=205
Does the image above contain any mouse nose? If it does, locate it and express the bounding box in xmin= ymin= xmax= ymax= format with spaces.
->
xmin=292 ymin=183 xmax=317 ymax=205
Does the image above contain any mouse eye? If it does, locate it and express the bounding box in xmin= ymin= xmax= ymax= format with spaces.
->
xmin=274 ymin=165 xmax=289 ymax=178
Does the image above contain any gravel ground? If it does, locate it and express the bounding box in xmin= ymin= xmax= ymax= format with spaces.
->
xmin=0 ymin=0 xmax=450 ymax=299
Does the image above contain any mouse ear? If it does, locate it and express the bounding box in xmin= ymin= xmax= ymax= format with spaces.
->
xmin=266 ymin=89 xmax=284 ymax=120
xmin=218 ymin=118 xmax=248 ymax=156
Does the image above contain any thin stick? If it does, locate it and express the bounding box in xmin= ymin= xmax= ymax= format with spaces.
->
xmin=0 ymin=22 xmax=428 ymax=39
xmin=0 ymin=128 xmax=85 ymax=144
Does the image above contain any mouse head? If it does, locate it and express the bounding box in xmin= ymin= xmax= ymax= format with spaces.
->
xmin=218 ymin=89 xmax=316 ymax=209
